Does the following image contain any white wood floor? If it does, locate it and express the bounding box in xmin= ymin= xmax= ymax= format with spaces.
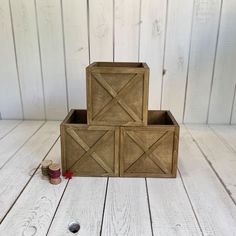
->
xmin=0 ymin=121 xmax=236 ymax=236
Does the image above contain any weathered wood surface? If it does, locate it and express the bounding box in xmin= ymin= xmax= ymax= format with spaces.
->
xmin=210 ymin=125 xmax=236 ymax=152
xmin=0 ymin=122 xmax=236 ymax=235
xmin=1 ymin=1 xmax=236 ymax=123
xmin=0 ymin=0 xmax=23 ymax=119
xmin=62 ymin=0 xmax=89 ymax=110
xmin=0 ymin=120 xmax=21 ymax=139
xmin=87 ymin=62 xmax=149 ymax=126
xmin=102 ymin=178 xmax=152 ymax=236
xmin=0 ymin=121 xmax=44 ymax=168
xmin=61 ymin=123 xmax=119 ymax=177
xmin=208 ymin=0 xmax=236 ymax=124
xmin=0 ymin=0 xmax=236 ymax=124
xmin=48 ymin=177 xmax=107 ymax=236
xmin=89 ymin=0 xmax=113 ymax=62
xmin=120 ymin=126 xmax=177 ymax=177
xmin=186 ymin=124 xmax=236 ymax=202
xmin=0 ymin=121 xmax=60 ymax=222
xmin=161 ymin=0 xmax=193 ymax=122
xmin=10 ymin=0 xmax=45 ymax=119
xmin=179 ymin=126 xmax=236 ymax=235
xmin=114 ymin=0 xmax=140 ymax=61
xmin=184 ymin=0 xmax=222 ymax=123
xmin=36 ymin=0 xmax=68 ymax=119
xmin=139 ymin=0 xmax=167 ymax=110
xmin=147 ymin=177 xmax=201 ymax=235
xmin=0 ymin=140 xmax=67 ymax=235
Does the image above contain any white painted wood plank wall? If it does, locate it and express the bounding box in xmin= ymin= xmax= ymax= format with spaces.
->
xmin=0 ymin=0 xmax=236 ymax=124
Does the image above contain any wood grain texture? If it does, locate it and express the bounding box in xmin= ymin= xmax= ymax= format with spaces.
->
xmin=179 ymin=125 xmax=236 ymax=235
xmin=184 ymin=0 xmax=222 ymax=123
xmin=62 ymin=0 xmax=89 ymax=110
xmin=161 ymin=0 xmax=194 ymax=122
xmin=233 ymin=92 xmax=236 ymax=124
xmin=139 ymin=0 xmax=167 ymax=109
xmin=48 ymin=177 xmax=107 ymax=236
xmin=89 ymin=0 xmax=113 ymax=62
xmin=0 ymin=1 xmax=236 ymax=123
xmin=208 ymin=0 xmax=236 ymax=124
xmin=120 ymin=128 xmax=175 ymax=177
xmin=186 ymin=124 xmax=236 ymax=202
xmin=120 ymin=110 xmax=179 ymax=177
xmin=87 ymin=62 xmax=149 ymax=126
xmin=147 ymin=177 xmax=201 ymax=235
xmin=0 ymin=140 xmax=67 ymax=236
xmin=0 ymin=121 xmax=44 ymax=168
xmin=0 ymin=121 xmax=60 ymax=222
xmin=61 ymin=110 xmax=119 ymax=176
xmin=114 ymin=0 xmax=140 ymax=61
xmin=36 ymin=0 xmax=68 ymax=120
xmin=210 ymin=125 xmax=236 ymax=152
xmin=10 ymin=0 xmax=45 ymax=119
xmin=0 ymin=120 xmax=21 ymax=139
xmin=101 ymin=178 xmax=152 ymax=236
xmin=0 ymin=0 xmax=23 ymax=119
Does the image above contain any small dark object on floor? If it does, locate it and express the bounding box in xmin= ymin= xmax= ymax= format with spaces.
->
xmin=68 ymin=221 xmax=80 ymax=234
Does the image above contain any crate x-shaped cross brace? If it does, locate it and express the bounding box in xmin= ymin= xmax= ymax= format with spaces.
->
xmin=124 ymin=130 xmax=171 ymax=174
xmin=66 ymin=128 xmax=114 ymax=174
xmin=92 ymin=73 xmax=142 ymax=121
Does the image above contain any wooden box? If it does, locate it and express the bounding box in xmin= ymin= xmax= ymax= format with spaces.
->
xmin=86 ymin=62 xmax=149 ymax=126
xmin=120 ymin=110 xmax=179 ymax=178
xmin=61 ymin=109 xmax=119 ymax=176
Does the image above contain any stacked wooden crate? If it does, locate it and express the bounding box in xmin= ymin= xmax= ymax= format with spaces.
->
xmin=61 ymin=62 xmax=179 ymax=178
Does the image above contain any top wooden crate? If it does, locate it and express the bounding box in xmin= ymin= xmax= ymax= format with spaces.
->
xmin=86 ymin=62 xmax=149 ymax=126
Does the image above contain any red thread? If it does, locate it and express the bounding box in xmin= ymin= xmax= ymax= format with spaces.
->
xmin=64 ymin=171 xmax=73 ymax=179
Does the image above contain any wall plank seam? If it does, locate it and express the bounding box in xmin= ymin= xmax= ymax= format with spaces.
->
xmin=112 ymin=0 xmax=115 ymax=62
xmin=230 ymin=85 xmax=236 ymax=124
xmin=137 ymin=0 xmax=142 ymax=63
xmin=34 ymin=0 xmax=47 ymax=120
xmin=87 ymin=0 xmax=91 ymax=64
xmin=206 ymin=0 xmax=223 ymax=124
xmin=60 ymin=0 xmax=69 ymax=113
xmin=8 ymin=0 xmax=24 ymax=119
xmin=160 ymin=0 xmax=169 ymax=110
xmin=182 ymin=0 xmax=196 ymax=123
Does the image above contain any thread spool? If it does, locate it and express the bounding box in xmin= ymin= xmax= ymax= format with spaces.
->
xmin=41 ymin=160 xmax=53 ymax=177
xmin=48 ymin=163 xmax=61 ymax=185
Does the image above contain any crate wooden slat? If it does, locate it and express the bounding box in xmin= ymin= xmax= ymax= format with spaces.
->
xmin=120 ymin=110 xmax=179 ymax=177
xmin=86 ymin=62 xmax=149 ymax=126
xmin=61 ymin=110 xmax=119 ymax=176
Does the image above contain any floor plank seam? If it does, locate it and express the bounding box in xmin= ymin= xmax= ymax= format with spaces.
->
xmin=0 ymin=121 xmax=46 ymax=170
xmin=99 ymin=177 xmax=109 ymax=236
xmin=46 ymin=179 xmax=70 ymax=235
xmin=178 ymin=169 xmax=204 ymax=236
xmin=0 ymin=120 xmax=23 ymax=141
xmin=185 ymin=126 xmax=236 ymax=206
xmin=145 ymin=178 xmax=154 ymax=236
xmin=0 ymin=135 xmax=60 ymax=224
xmin=209 ymin=125 xmax=236 ymax=154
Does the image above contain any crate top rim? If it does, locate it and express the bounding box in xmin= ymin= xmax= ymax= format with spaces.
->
xmin=86 ymin=62 xmax=149 ymax=72
xmin=61 ymin=109 xmax=179 ymax=128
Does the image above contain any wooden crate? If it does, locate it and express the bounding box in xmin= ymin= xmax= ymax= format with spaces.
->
xmin=86 ymin=62 xmax=149 ymax=126
xmin=61 ymin=109 xmax=119 ymax=176
xmin=120 ymin=110 xmax=179 ymax=177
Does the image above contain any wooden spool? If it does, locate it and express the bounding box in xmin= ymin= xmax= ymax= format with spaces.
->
xmin=48 ymin=163 xmax=61 ymax=185
xmin=41 ymin=160 xmax=53 ymax=176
